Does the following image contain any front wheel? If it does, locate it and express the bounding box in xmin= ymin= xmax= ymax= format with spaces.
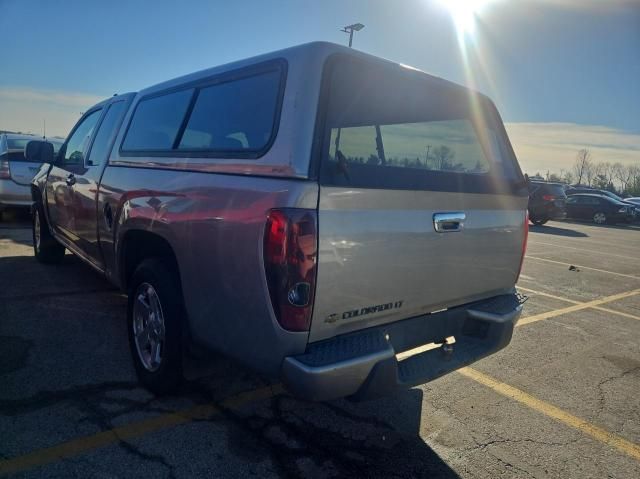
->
xmin=33 ymin=205 xmax=65 ymax=263
xmin=127 ymin=258 xmax=184 ymax=395
xmin=593 ymin=211 xmax=607 ymax=225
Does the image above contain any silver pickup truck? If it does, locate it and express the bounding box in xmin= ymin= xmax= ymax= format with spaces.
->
xmin=28 ymin=42 xmax=528 ymax=400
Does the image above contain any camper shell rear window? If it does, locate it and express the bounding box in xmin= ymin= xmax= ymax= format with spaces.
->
xmin=314 ymin=54 xmax=525 ymax=194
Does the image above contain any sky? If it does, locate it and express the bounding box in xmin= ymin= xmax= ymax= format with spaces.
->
xmin=0 ymin=0 xmax=638 ymax=174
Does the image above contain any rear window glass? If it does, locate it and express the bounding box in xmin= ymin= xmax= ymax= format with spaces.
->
xmin=122 ymin=89 xmax=194 ymax=151
xmin=330 ymin=120 xmax=490 ymax=174
xmin=318 ymin=55 xmax=523 ymax=193
xmin=179 ymin=70 xmax=281 ymax=152
xmin=532 ymin=183 xmax=566 ymax=196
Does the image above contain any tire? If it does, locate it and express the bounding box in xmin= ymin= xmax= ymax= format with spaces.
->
xmin=127 ymin=258 xmax=184 ymax=395
xmin=592 ymin=211 xmax=607 ymax=225
xmin=32 ymin=204 xmax=65 ymax=263
xmin=531 ymin=218 xmax=548 ymax=226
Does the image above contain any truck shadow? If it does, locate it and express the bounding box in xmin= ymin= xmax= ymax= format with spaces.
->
xmin=217 ymin=387 xmax=460 ymax=478
xmin=529 ymin=224 xmax=588 ymax=237
xmin=0 ymin=253 xmax=460 ymax=478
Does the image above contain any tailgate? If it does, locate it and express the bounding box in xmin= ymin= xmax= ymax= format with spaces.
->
xmin=309 ymin=53 xmax=528 ymax=342
xmin=312 ymin=189 xmax=526 ymax=341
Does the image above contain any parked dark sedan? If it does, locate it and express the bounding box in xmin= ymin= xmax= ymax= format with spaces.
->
xmin=566 ymin=187 xmax=639 ymax=219
xmin=528 ymin=181 xmax=567 ymax=225
xmin=565 ymin=193 xmax=635 ymax=225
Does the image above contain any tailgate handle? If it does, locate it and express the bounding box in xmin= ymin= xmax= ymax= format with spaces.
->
xmin=433 ymin=212 xmax=466 ymax=232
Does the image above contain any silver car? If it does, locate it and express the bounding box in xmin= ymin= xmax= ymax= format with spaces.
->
xmin=0 ymin=133 xmax=62 ymax=216
xmin=28 ymin=42 xmax=528 ymax=400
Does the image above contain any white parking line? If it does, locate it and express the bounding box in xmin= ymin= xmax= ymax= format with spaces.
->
xmin=525 ymin=256 xmax=640 ymax=280
xmin=527 ymin=240 xmax=640 ymax=261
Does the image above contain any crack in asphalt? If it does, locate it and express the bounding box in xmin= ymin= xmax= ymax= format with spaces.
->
xmin=595 ymin=363 xmax=640 ymax=419
xmin=73 ymin=384 xmax=180 ymax=479
xmin=488 ymin=452 xmax=539 ymax=479
xmin=466 ymin=436 xmax=582 ymax=452
xmin=207 ymin=394 xmax=457 ymax=479
xmin=0 ymin=381 xmax=141 ymax=416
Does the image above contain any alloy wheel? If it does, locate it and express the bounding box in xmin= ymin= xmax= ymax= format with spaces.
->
xmin=132 ymin=282 xmax=166 ymax=372
xmin=593 ymin=212 xmax=607 ymax=224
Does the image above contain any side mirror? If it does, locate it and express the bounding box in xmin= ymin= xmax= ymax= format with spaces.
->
xmin=25 ymin=140 xmax=55 ymax=164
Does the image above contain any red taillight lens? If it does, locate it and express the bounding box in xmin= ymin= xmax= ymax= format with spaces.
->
xmin=516 ymin=210 xmax=529 ymax=282
xmin=264 ymin=208 xmax=317 ymax=332
xmin=0 ymin=159 xmax=10 ymax=179
xmin=542 ymin=194 xmax=555 ymax=201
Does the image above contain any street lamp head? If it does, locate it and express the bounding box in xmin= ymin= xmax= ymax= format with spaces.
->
xmin=344 ymin=23 xmax=365 ymax=32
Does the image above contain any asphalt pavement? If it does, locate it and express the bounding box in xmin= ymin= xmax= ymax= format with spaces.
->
xmin=1 ymin=209 xmax=639 ymax=478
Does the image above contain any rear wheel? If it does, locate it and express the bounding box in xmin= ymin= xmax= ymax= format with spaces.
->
xmin=593 ymin=211 xmax=607 ymax=225
xmin=33 ymin=205 xmax=65 ymax=263
xmin=531 ymin=218 xmax=548 ymax=226
xmin=127 ymin=258 xmax=184 ymax=395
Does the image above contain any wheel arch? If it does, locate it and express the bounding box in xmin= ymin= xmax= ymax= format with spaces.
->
xmin=118 ymin=229 xmax=182 ymax=294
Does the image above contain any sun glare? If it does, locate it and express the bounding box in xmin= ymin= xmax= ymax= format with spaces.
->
xmin=440 ymin=0 xmax=491 ymax=36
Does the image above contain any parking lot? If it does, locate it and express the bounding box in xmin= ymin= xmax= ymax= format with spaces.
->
xmin=1 ymin=211 xmax=639 ymax=478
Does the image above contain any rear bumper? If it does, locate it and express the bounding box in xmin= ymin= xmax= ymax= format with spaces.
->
xmin=282 ymin=292 xmax=525 ymax=401
xmin=0 ymin=180 xmax=31 ymax=208
xmin=531 ymin=203 xmax=566 ymax=220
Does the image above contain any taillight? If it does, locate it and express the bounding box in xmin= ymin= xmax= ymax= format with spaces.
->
xmin=0 ymin=159 xmax=10 ymax=179
xmin=516 ymin=210 xmax=529 ymax=282
xmin=264 ymin=208 xmax=317 ymax=332
xmin=542 ymin=194 xmax=555 ymax=201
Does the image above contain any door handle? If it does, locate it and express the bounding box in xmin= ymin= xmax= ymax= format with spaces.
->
xmin=65 ymin=174 xmax=76 ymax=186
xmin=433 ymin=212 xmax=466 ymax=232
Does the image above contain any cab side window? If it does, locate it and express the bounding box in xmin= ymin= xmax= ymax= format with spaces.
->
xmin=62 ymin=110 xmax=102 ymax=166
xmin=86 ymin=102 xmax=127 ymax=166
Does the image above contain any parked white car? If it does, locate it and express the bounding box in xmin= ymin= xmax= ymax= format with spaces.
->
xmin=0 ymin=133 xmax=63 ymax=217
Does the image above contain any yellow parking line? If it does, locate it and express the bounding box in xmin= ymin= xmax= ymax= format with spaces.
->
xmin=517 ymin=289 xmax=640 ymax=327
xmin=458 ymin=367 xmax=640 ymax=461
xmin=525 ymin=256 xmax=640 ymax=280
xmin=0 ymin=384 xmax=284 ymax=475
xmin=3 ymin=287 xmax=639 ymax=475
xmin=518 ymin=286 xmax=640 ymax=322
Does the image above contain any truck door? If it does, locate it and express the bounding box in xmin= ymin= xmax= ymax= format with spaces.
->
xmin=46 ymin=109 xmax=102 ymax=243
xmin=70 ymin=99 xmax=129 ymax=268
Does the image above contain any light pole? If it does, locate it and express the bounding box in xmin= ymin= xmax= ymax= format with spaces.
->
xmin=340 ymin=23 xmax=365 ymax=48
xmin=335 ymin=23 xmax=365 ymax=160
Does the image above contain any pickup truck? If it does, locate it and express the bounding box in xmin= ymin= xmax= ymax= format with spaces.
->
xmin=28 ymin=42 xmax=528 ymax=400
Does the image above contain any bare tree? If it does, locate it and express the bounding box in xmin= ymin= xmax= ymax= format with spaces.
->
xmin=628 ymin=165 xmax=640 ymax=195
xmin=584 ymin=161 xmax=597 ymax=187
xmin=612 ymin=162 xmax=631 ymax=191
xmin=432 ymin=145 xmax=455 ymax=170
xmin=601 ymin=162 xmax=614 ymax=186
xmin=562 ymin=170 xmax=574 ymax=185
xmin=572 ymin=149 xmax=592 ymax=185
